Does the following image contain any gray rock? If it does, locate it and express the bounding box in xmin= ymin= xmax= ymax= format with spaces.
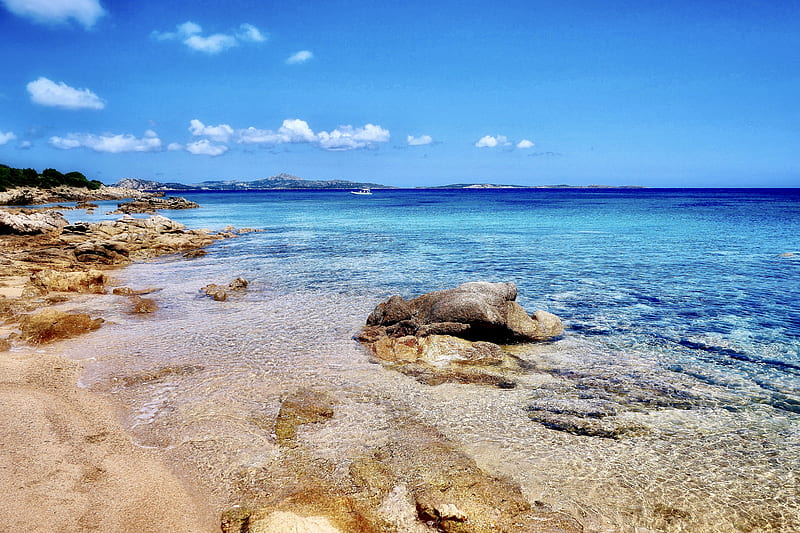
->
xmin=367 ymin=282 xmax=562 ymax=343
xmin=0 ymin=210 xmax=67 ymax=235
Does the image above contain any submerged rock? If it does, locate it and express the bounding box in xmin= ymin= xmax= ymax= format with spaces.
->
xmin=201 ymin=277 xmax=249 ymax=301
xmin=128 ymin=295 xmax=158 ymax=314
xmin=275 ymin=388 xmax=335 ymax=446
xmin=359 ymin=282 xmax=562 ymax=387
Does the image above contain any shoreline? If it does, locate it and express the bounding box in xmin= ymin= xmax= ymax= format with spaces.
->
xmin=1 ymin=188 xmax=587 ymax=532
xmin=0 ymin=188 xmax=239 ymax=532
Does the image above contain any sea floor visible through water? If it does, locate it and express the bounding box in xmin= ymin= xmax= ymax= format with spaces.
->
xmin=45 ymin=188 xmax=800 ymax=532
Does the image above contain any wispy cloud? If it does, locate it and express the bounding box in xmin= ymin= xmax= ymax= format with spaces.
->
xmin=50 ymin=130 xmax=162 ymax=153
xmin=1 ymin=0 xmax=105 ymax=28
xmin=153 ymin=21 xmax=266 ymax=54
xmin=27 ymin=77 xmax=105 ymax=110
xmin=238 ymin=23 xmax=266 ymax=43
xmin=0 ymin=130 xmax=16 ymax=145
xmin=286 ymin=50 xmax=313 ymax=65
xmin=407 ymin=134 xmax=433 ymax=146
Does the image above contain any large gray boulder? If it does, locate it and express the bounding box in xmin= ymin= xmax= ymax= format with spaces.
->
xmin=0 ymin=209 xmax=67 ymax=235
xmin=366 ymin=281 xmax=562 ymax=343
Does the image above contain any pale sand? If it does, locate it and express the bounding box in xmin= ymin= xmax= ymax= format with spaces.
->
xmin=0 ymin=349 xmax=217 ymax=533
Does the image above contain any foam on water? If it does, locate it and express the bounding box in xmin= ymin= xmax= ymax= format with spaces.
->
xmin=57 ymin=188 xmax=800 ymax=531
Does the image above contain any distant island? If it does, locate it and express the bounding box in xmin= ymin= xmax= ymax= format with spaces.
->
xmin=115 ymin=173 xmax=390 ymax=191
xmin=115 ymin=173 xmax=644 ymax=191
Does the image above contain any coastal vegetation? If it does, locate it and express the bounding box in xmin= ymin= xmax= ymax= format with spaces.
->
xmin=0 ymin=164 xmax=103 ymax=192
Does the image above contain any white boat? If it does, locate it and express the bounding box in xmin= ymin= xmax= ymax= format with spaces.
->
xmin=350 ymin=188 xmax=373 ymax=195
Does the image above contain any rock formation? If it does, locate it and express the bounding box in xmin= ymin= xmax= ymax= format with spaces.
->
xmin=0 ymin=209 xmax=67 ymax=234
xmin=110 ymin=196 xmax=200 ymax=214
xmin=357 ymin=282 xmax=563 ymax=387
xmin=0 ymin=209 xmax=245 ymax=350
xmin=18 ymin=309 xmax=104 ymax=344
xmin=0 ymin=185 xmax=157 ymax=206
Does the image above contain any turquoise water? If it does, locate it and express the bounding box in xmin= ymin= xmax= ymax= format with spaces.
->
xmin=60 ymin=188 xmax=800 ymax=532
xmin=161 ymin=188 xmax=800 ymax=402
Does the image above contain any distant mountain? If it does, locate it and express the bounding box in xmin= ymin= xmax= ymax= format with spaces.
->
xmin=114 ymin=173 xmax=388 ymax=191
xmin=114 ymin=178 xmax=198 ymax=191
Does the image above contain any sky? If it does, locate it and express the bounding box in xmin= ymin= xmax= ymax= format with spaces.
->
xmin=0 ymin=0 xmax=798 ymax=187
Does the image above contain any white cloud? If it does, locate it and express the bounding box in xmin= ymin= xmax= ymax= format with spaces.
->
xmin=1 ymin=0 xmax=104 ymax=28
xmin=167 ymin=142 xmax=183 ymax=151
xmin=517 ymin=139 xmax=535 ymax=149
xmin=189 ymin=119 xmax=234 ymax=142
xmin=286 ymin=50 xmax=313 ymax=65
xmin=407 ymin=134 xmax=433 ymax=146
xmin=153 ymin=21 xmax=265 ymax=54
xmin=185 ymin=33 xmax=237 ymax=54
xmin=50 ymin=129 xmax=162 ymax=153
xmin=27 ymin=77 xmax=104 ymax=110
xmin=186 ymin=139 xmax=228 ymax=156
xmin=0 ymin=131 xmax=16 ymax=145
xmin=236 ymin=119 xmax=388 ymax=151
xmin=317 ymin=124 xmax=390 ymax=151
xmin=278 ymin=119 xmax=316 ymax=142
xmin=237 ymin=119 xmax=316 ymax=144
xmin=238 ymin=23 xmax=266 ymax=42
xmin=475 ymin=135 xmax=506 ymax=148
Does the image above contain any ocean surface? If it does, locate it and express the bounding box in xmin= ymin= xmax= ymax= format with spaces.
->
xmin=55 ymin=188 xmax=799 ymax=532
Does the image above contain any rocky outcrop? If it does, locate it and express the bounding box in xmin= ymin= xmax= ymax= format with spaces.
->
xmin=358 ymin=282 xmax=562 ymax=387
xmin=110 ymin=196 xmax=200 ymax=214
xmin=17 ymin=309 xmax=104 ymax=344
xmin=29 ymin=269 xmax=107 ymax=294
xmin=0 ymin=210 xmax=245 ymax=349
xmin=0 ymin=186 xmax=157 ymax=206
xmin=63 ymin=215 xmax=223 ymax=265
xmin=366 ymin=282 xmax=562 ymax=343
xmin=0 ymin=209 xmax=67 ymax=234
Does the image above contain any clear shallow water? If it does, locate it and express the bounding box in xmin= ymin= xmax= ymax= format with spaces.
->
xmin=58 ymin=189 xmax=800 ymax=532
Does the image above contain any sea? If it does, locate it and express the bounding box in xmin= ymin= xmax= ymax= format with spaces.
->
xmin=52 ymin=188 xmax=799 ymax=532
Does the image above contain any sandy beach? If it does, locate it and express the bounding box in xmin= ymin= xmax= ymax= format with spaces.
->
xmin=0 ymin=348 xmax=217 ymax=532
xmin=0 ymin=193 xmax=227 ymax=532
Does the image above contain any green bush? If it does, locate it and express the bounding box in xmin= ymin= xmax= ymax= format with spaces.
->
xmin=0 ymin=164 xmax=102 ymax=190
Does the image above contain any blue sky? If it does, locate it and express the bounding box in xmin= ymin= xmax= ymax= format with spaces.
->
xmin=0 ymin=0 xmax=798 ymax=187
